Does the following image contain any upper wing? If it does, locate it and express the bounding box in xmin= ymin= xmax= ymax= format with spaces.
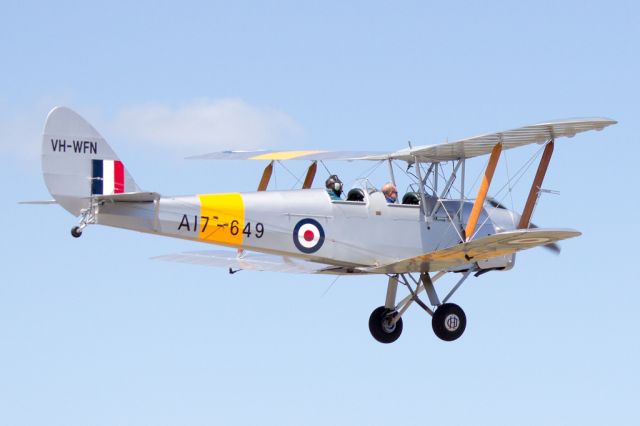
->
xmin=365 ymin=228 xmax=581 ymax=274
xmin=370 ymin=117 xmax=617 ymax=162
xmin=152 ymin=250 xmax=344 ymax=274
xmin=187 ymin=118 xmax=615 ymax=164
xmin=187 ymin=150 xmax=386 ymax=161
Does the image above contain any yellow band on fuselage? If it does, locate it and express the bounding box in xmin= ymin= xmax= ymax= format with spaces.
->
xmin=198 ymin=193 xmax=244 ymax=246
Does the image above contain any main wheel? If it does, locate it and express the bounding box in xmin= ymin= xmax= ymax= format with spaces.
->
xmin=71 ymin=226 xmax=83 ymax=238
xmin=369 ymin=306 xmax=403 ymax=344
xmin=432 ymin=303 xmax=466 ymax=341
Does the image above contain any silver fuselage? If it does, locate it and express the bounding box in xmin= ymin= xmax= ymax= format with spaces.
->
xmin=96 ymin=188 xmax=517 ymax=270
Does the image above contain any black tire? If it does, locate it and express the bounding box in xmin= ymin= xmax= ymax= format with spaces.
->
xmin=71 ymin=226 xmax=82 ymax=238
xmin=432 ymin=303 xmax=466 ymax=341
xmin=369 ymin=306 xmax=403 ymax=344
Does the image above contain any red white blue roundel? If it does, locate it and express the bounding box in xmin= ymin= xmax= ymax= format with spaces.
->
xmin=293 ymin=218 xmax=325 ymax=254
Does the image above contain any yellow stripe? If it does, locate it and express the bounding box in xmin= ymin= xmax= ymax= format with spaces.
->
xmin=249 ymin=150 xmax=325 ymax=160
xmin=198 ymin=193 xmax=244 ymax=246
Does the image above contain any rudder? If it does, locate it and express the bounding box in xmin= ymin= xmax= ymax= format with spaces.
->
xmin=42 ymin=106 xmax=140 ymax=216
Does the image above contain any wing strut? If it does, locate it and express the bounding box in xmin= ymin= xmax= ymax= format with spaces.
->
xmin=518 ymin=140 xmax=554 ymax=229
xmin=465 ymin=143 xmax=502 ymax=241
xmin=257 ymin=161 xmax=274 ymax=191
xmin=302 ymin=161 xmax=317 ymax=189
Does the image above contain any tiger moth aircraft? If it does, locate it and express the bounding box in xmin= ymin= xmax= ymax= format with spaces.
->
xmin=34 ymin=107 xmax=616 ymax=343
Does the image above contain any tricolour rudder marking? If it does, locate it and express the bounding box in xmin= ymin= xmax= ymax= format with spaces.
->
xmin=198 ymin=193 xmax=245 ymax=247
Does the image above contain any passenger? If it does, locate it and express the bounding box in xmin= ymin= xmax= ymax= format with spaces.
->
xmin=381 ymin=182 xmax=398 ymax=203
xmin=326 ymin=175 xmax=343 ymax=200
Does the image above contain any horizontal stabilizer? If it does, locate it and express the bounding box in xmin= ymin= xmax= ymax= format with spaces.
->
xmin=152 ymin=250 xmax=336 ymax=274
xmin=18 ymin=200 xmax=58 ymax=205
xmin=366 ymin=228 xmax=581 ymax=274
xmin=92 ymin=192 xmax=160 ymax=203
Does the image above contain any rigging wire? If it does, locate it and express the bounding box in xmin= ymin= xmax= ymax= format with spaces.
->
xmin=321 ymin=275 xmax=341 ymax=298
xmin=276 ymin=160 xmax=304 ymax=189
xmin=471 ymin=144 xmax=547 ymax=238
xmin=503 ymin=149 xmax=517 ymax=228
xmin=360 ymin=160 xmax=385 ymax=179
xmin=319 ymin=160 xmax=332 ymax=175
xmin=491 ymin=144 xmax=545 ymax=202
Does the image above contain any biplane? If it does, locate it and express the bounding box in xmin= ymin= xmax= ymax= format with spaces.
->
xmin=33 ymin=107 xmax=616 ymax=343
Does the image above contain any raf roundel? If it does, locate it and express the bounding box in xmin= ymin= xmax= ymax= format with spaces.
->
xmin=293 ymin=218 xmax=325 ymax=254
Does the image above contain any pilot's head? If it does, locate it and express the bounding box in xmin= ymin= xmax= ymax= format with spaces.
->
xmin=382 ymin=182 xmax=398 ymax=202
xmin=325 ymin=175 xmax=343 ymax=194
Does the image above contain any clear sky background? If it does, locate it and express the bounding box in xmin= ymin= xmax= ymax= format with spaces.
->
xmin=1 ymin=1 xmax=638 ymax=425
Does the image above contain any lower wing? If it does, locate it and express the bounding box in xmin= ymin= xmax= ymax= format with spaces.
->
xmin=152 ymin=250 xmax=350 ymax=274
xmin=365 ymin=228 xmax=581 ymax=274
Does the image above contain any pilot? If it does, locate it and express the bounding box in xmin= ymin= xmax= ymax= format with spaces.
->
xmin=326 ymin=175 xmax=343 ymax=200
xmin=381 ymin=182 xmax=398 ymax=203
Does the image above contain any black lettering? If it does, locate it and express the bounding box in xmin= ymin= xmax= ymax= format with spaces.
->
xmin=178 ymin=214 xmax=190 ymax=231
xmin=201 ymin=216 xmax=209 ymax=232
xmin=73 ymin=140 xmax=83 ymax=153
xmin=70 ymin=140 xmax=98 ymax=154
xmin=51 ymin=139 xmax=68 ymax=152
xmin=194 ymin=215 xmax=198 ymax=232
xmin=243 ymin=223 xmax=251 ymax=237
xmin=255 ymin=222 xmax=264 ymax=238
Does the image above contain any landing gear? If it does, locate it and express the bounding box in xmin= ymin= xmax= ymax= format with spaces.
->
xmin=70 ymin=226 xmax=83 ymax=238
xmin=369 ymin=271 xmax=472 ymax=343
xmin=369 ymin=306 xmax=403 ymax=344
xmin=70 ymin=201 xmax=99 ymax=239
xmin=432 ymin=303 xmax=466 ymax=341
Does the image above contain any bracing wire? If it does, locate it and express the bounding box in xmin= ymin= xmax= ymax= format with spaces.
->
xmin=321 ymin=275 xmax=341 ymax=298
xmin=503 ymin=149 xmax=516 ymax=220
xmin=360 ymin=160 xmax=385 ymax=179
xmin=470 ymin=144 xmax=547 ymax=238
xmin=319 ymin=160 xmax=332 ymax=175
xmin=276 ymin=160 xmax=304 ymax=189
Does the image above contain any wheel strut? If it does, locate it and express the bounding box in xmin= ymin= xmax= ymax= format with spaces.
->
xmin=70 ymin=200 xmax=99 ymax=238
xmin=369 ymin=270 xmax=474 ymax=343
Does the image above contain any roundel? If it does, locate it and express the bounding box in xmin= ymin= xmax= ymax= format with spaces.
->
xmin=293 ymin=218 xmax=325 ymax=253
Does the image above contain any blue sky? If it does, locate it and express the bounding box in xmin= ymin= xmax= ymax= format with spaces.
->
xmin=1 ymin=1 xmax=638 ymax=425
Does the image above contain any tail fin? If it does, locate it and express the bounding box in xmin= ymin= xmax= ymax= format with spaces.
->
xmin=42 ymin=107 xmax=141 ymax=216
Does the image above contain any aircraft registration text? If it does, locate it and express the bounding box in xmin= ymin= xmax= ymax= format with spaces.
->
xmin=50 ymin=138 xmax=98 ymax=154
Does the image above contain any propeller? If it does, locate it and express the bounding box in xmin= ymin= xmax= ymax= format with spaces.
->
xmin=486 ymin=197 xmax=561 ymax=254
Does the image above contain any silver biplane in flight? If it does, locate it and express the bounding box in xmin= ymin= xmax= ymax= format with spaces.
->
xmin=33 ymin=107 xmax=616 ymax=343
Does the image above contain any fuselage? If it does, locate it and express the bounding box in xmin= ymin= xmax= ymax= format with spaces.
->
xmin=96 ymin=188 xmax=518 ymax=270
